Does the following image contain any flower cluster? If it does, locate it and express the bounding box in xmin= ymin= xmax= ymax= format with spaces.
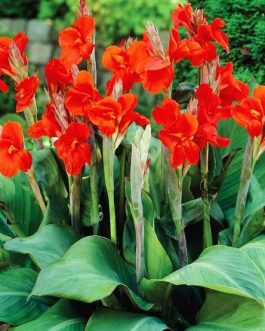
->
xmin=0 ymin=1 xmax=263 ymax=178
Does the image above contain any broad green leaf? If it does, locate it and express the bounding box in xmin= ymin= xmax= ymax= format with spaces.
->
xmin=145 ymin=221 xmax=172 ymax=279
xmin=141 ymin=245 xmax=265 ymax=306
xmin=4 ymin=225 xmax=79 ymax=269
xmin=86 ymin=309 xmax=169 ymax=331
xmin=33 ymin=150 xmax=69 ymax=226
xmin=240 ymin=235 xmax=265 ymax=276
xmin=186 ymin=292 xmax=265 ymax=331
xmin=0 ymin=173 xmax=42 ymax=235
xmin=0 ymin=268 xmax=49 ymax=325
xmin=238 ymin=209 xmax=265 ymax=246
xmin=217 ymin=119 xmax=265 ymax=223
xmin=31 ymin=236 xmax=152 ymax=310
xmin=12 ymin=299 xmax=86 ymax=331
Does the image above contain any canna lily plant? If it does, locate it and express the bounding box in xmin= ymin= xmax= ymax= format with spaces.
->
xmin=0 ymin=1 xmax=264 ymax=330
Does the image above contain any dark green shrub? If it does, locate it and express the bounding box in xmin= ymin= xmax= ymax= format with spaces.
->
xmin=191 ymin=0 xmax=265 ymax=83
xmin=0 ymin=0 xmax=40 ymax=19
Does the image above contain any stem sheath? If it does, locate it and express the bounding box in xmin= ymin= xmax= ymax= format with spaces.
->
xmin=70 ymin=173 xmax=82 ymax=232
xmin=26 ymin=169 xmax=46 ymax=214
xmin=232 ymin=137 xmax=254 ymax=247
xmin=201 ymin=144 xmax=213 ymax=248
xmin=103 ymin=137 xmax=117 ymax=244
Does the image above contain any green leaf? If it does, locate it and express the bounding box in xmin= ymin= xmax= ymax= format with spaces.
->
xmin=172 ymin=82 xmax=196 ymax=104
xmin=33 ymin=149 xmax=69 ymax=226
xmin=0 ymin=173 xmax=42 ymax=235
xmin=141 ymin=245 xmax=265 ymax=306
xmin=31 ymin=236 xmax=152 ymax=310
xmin=145 ymin=221 xmax=172 ymax=279
xmin=11 ymin=299 xmax=86 ymax=331
xmin=186 ymin=292 xmax=265 ymax=331
xmin=4 ymin=225 xmax=79 ymax=269
xmin=86 ymin=309 xmax=169 ymax=331
xmin=217 ymin=119 xmax=265 ymax=224
xmin=0 ymin=268 xmax=49 ymax=325
xmin=240 ymin=235 xmax=265 ymax=276
xmin=238 ymin=209 xmax=265 ymax=246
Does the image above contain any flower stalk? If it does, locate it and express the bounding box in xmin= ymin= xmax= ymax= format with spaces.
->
xmin=90 ymin=143 xmax=100 ymax=234
xmin=201 ymin=144 xmax=213 ymax=248
xmin=165 ymin=151 xmax=188 ymax=266
xmin=103 ymin=136 xmax=117 ymax=245
xmin=130 ymin=126 xmax=151 ymax=283
xmin=232 ymin=137 xmax=254 ymax=247
xmin=26 ymin=168 xmax=46 ymax=215
xmin=69 ymin=173 xmax=82 ymax=232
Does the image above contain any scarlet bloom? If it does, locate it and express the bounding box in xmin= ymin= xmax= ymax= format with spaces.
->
xmin=217 ymin=62 xmax=249 ymax=107
xmin=28 ymin=103 xmax=62 ymax=139
xmin=231 ymin=86 xmax=265 ymax=137
xmin=102 ymin=44 xmax=140 ymax=95
xmin=65 ymin=70 xmax=101 ymax=116
xmin=169 ymin=28 xmax=216 ymax=66
xmin=170 ymin=4 xmax=229 ymax=66
xmin=89 ymin=94 xmax=149 ymax=137
xmin=15 ymin=76 xmax=39 ymax=113
xmin=0 ymin=80 xmax=8 ymax=93
xmin=195 ymin=84 xmax=230 ymax=148
xmin=0 ymin=121 xmax=32 ymax=177
xmin=153 ymin=98 xmax=200 ymax=168
xmin=54 ymin=122 xmax=91 ymax=175
xmin=0 ymin=32 xmax=28 ymax=76
xmin=45 ymin=58 xmax=73 ymax=94
xmin=128 ymin=33 xmax=174 ymax=94
xmin=59 ymin=16 xmax=95 ymax=68
xmin=152 ymin=98 xmax=180 ymax=126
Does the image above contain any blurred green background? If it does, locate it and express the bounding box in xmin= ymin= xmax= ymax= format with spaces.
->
xmin=0 ymin=0 xmax=264 ymax=117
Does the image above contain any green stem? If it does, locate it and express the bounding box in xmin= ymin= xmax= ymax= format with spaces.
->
xmin=119 ymin=148 xmax=126 ymax=237
xmin=26 ymin=168 xmax=46 ymax=214
xmin=165 ymin=150 xmax=188 ymax=267
xmin=70 ymin=173 xmax=82 ymax=232
xmin=103 ymin=136 xmax=117 ymax=245
xmin=232 ymin=137 xmax=254 ymax=247
xmin=201 ymin=144 xmax=213 ymax=248
xmin=90 ymin=143 xmax=99 ymax=234
xmin=134 ymin=218 xmax=145 ymax=284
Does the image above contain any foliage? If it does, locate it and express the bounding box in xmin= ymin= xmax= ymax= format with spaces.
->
xmin=0 ymin=1 xmax=265 ymax=330
xmin=39 ymin=0 xmax=182 ymax=45
xmin=191 ymin=0 xmax=265 ymax=83
xmin=0 ymin=0 xmax=39 ymax=19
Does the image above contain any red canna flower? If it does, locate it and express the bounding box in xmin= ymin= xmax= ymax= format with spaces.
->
xmin=15 ymin=76 xmax=39 ymax=113
xmin=0 ymin=33 xmax=28 ymax=76
xmin=170 ymin=4 xmax=229 ymax=66
xmin=195 ymin=123 xmax=230 ymax=148
xmin=54 ymin=122 xmax=91 ymax=175
xmin=169 ymin=29 xmax=214 ymax=66
xmin=231 ymin=86 xmax=265 ymax=137
xmin=0 ymin=121 xmax=32 ymax=177
xmin=0 ymin=79 xmax=8 ymax=93
xmin=45 ymin=58 xmax=73 ymax=94
xmin=152 ymin=98 xmax=180 ymax=126
xmin=65 ymin=70 xmax=101 ymax=116
xmin=102 ymin=43 xmax=140 ymax=95
xmin=195 ymin=84 xmax=230 ymax=148
xmin=59 ymin=16 xmax=95 ymax=68
xmin=88 ymin=93 xmax=149 ymax=137
xmin=159 ymin=113 xmax=200 ymax=168
xmin=217 ymin=62 xmax=249 ymax=107
xmin=153 ymin=98 xmax=200 ymax=168
xmin=28 ymin=103 xmax=62 ymax=139
xmin=128 ymin=28 xmax=174 ymax=94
